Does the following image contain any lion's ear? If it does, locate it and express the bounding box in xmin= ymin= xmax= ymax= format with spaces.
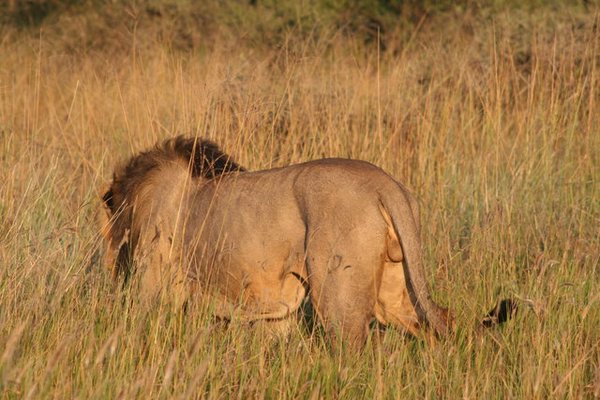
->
xmin=98 ymin=184 xmax=114 ymax=241
xmin=100 ymin=184 xmax=114 ymax=213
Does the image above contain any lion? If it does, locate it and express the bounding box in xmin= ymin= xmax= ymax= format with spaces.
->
xmin=98 ymin=136 xmax=515 ymax=348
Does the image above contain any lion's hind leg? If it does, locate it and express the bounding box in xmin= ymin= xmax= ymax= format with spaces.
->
xmin=374 ymin=261 xmax=421 ymax=336
xmin=305 ymin=228 xmax=384 ymax=350
xmin=210 ymin=271 xmax=306 ymax=322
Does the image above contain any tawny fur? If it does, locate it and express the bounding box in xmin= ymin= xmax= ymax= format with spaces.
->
xmin=99 ymin=136 xmax=454 ymax=348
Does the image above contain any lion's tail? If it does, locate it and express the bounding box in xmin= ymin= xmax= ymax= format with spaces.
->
xmin=379 ymin=184 xmax=519 ymax=335
xmin=378 ymin=186 xmax=452 ymax=336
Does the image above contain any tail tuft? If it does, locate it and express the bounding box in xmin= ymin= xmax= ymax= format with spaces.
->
xmin=481 ymin=298 xmax=518 ymax=327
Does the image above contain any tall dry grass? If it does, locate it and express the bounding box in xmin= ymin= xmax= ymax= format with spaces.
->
xmin=0 ymin=5 xmax=599 ymax=399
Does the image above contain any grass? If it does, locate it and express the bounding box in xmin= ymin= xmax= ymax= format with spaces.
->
xmin=0 ymin=2 xmax=599 ymax=398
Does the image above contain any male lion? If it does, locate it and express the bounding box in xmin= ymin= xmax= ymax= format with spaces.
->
xmin=99 ymin=136 xmax=514 ymax=348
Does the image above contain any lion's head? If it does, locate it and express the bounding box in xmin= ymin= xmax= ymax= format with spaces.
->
xmin=98 ymin=136 xmax=246 ymax=279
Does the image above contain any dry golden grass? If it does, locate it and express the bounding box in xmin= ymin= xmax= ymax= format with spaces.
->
xmin=0 ymin=4 xmax=599 ymax=399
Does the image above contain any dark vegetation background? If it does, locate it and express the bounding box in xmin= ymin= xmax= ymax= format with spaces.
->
xmin=2 ymin=0 xmax=596 ymax=52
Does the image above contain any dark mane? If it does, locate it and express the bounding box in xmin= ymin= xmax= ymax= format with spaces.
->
xmin=100 ymin=136 xmax=246 ymax=279
xmin=103 ymin=136 xmax=246 ymax=215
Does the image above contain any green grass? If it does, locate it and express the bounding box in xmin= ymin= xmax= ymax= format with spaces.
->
xmin=0 ymin=2 xmax=599 ymax=398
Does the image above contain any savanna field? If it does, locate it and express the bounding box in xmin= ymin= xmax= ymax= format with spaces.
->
xmin=0 ymin=1 xmax=599 ymax=398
